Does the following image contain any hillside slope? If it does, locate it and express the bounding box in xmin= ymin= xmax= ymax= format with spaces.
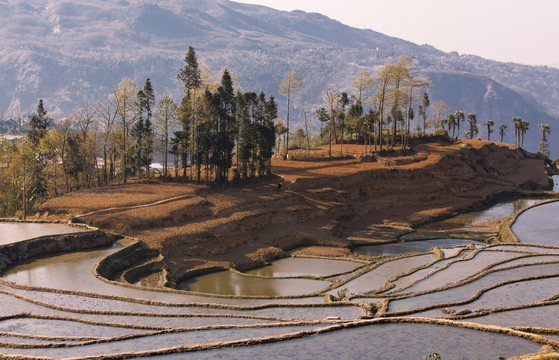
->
xmin=40 ymin=138 xmax=552 ymax=282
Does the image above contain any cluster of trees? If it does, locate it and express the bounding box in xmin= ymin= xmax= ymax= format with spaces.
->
xmin=313 ymin=56 xmax=433 ymax=156
xmin=1 ymin=50 xmax=552 ymax=218
xmin=0 ymin=78 xmax=161 ymax=218
xmin=173 ymin=47 xmax=277 ymax=183
xmin=283 ymin=56 xmax=551 ymax=160
xmin=284 ymin=56 xmax=444 ymax=156
xmin=0 ymin=46 xmax=277 ymax=217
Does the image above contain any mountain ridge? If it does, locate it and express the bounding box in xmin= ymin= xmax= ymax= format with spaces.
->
xmin=1 ymin=0 xmax=558 ymax=154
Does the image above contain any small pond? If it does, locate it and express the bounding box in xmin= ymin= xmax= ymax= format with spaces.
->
xmin=0 ymin=222 xmax=87 ymax=245
xmin=134 ymin=272 xmax=166 ymax=288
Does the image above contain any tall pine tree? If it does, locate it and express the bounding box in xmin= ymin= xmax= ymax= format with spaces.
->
xmin=141 ymin=79 xmax=155 ymax=177
xmin=178 ymin=46 xmax=202 ymax=181
xmin=27 ymin=100 xmax=49 ymax=146
xmin=26 ymin=99 xmax=49 ymax=203
xmin=178 ymin=46 xmax=202 ymax=94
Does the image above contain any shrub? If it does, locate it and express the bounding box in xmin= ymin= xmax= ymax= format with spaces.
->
xmin=424 ymin=353 xmax=441 ymax=360
xmin=14 ymin=210 xmax=24 ymax=219
xmin=332 ymin=287 xmax=348 ymax=301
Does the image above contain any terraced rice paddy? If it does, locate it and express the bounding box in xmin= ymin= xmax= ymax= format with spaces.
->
xmin=0 ymin=222 xmax=87 ymax=245
xmin=1 ymin=197 xmax=559 ymax=359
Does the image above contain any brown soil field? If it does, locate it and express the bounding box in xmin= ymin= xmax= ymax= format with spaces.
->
xmin=39 ymin=136 xmax=553 ymax=282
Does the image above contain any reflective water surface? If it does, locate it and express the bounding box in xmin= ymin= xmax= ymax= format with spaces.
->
xmin=421 ymin=199 xmax=544 ymax=231
xmin=355 ymin=238 xmax=478 ymax=256
xmin=465 ymin=304 xmax=559 ymax=328
xmin=513 ymin=201 xmax=559 ymax=246
xmin=245 ymin=257 xmax=360 ymax=277
xmin=1 ymin=195 xmax=559 ymax=359
xmin=0 ymin=222 xmax=87 ymax=245
xmin=330 ymin=254 xmax=435 ymax=296
xmin=389 ymin=262 xmax=559 ymax=313
xmin=149 ymin=323 xmax=541 ymax=360
xmin=178 ymin=270 xmax=331 ymax=296
xmin=0 ymin=325 xmax=325 ymax=359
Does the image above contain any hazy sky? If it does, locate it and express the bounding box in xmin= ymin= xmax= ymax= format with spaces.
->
xmin=236 ymin=0 xmax=559 ymax=67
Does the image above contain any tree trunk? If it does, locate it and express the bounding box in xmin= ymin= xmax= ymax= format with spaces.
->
xmin=122 ymin=125 xmax=127 ymax=184
xmin=286 ymin=93 xmax=290 ymax=155
xmin=103 ymin=145 xmax=108 ymax=184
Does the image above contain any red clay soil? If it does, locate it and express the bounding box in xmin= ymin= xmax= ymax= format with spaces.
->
xmin=39 ymin=137 xmax=552 ymax=281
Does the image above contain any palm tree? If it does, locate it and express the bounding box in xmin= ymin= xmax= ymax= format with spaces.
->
xmin=440 ymin=117 xmax=448 ymax=133
xmin=446 ymin=113 xmax=457 ymax=137
xmin=539 ymin=123 xmax=551 ymax=141
xmin=499 ymin=124 xmax=507 ymax=143
xmin=467 ymin=113 xmax=478 ymax=139
xmin=512 ymin=117 xmax=522 ymax=146
xmin=454 ymin=111 xmax=465 ymax=139
xmin=485 ymin=120 xmax=494 ymax=141
xmin=538 ymin=123 xmax=550 ymax=157
xmin=519 ymin=120 xmax=530 ymax=147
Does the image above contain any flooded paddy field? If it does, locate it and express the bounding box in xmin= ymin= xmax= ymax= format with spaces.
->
xmin=0 ymin=222 xmax=87 ymax=245
xmin=244 ymin=257 xmax=360 ymax=277
xmin=513 ymin=201 xmax=559 ymax=246
xmin=1 ymin=197 xmax=559 ymax=359
xmin=178 ymin=270 xmax=331 ymax=296
xmin=463 ymin=304 xmax=559 ymax=328
xmin=354 ymin=238 xmax=479 ymax=256
xmin=420 ymin=199 xmax=545 ymax=232
xmin=128 ymin=322 xmax=542 ymax=360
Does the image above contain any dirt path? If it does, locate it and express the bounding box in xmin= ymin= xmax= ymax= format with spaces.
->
xmin=76 ymin=193 xmax=200 ymax=218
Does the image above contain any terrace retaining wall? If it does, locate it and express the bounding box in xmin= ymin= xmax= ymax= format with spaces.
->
xmin=0 ymin=229 xmax=114 ymax=274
